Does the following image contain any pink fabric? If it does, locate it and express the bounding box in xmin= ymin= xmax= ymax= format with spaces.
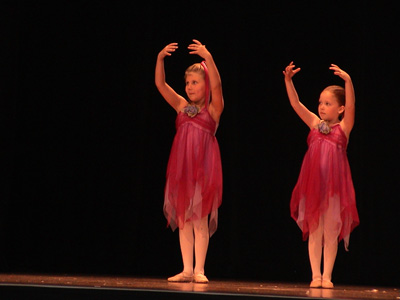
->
xmin=290 ymin=124 xmax=359 ymax=250
xmin=163 ymin=62 xmax=222 ymax=237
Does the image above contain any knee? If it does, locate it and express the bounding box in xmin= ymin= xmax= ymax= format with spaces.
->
xmin=323 ymin=236 xmax=338 ymax=248
xmin=194 ymin=225 xmax=209 ymax=239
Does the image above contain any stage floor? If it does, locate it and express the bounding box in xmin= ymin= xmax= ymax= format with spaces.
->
xmin=0 ymin=273 xmax=399 ymax=300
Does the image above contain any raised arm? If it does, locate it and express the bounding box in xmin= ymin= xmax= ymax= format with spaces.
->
xmin=155 ymin=43 xmax=187 ymax=113
xmin=283 ymin=62 xmax=320 ymax=129
xmin=188 ymin=39 xmax=224 ymax=124
xmin=329 ymin=64 xmax=355 ymax=137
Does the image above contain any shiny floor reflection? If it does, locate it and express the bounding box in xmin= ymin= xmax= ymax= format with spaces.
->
xmin=0 ymin=273 xmax=398 ymax=299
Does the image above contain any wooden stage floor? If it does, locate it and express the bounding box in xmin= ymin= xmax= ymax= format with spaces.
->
xmin=0 ymin=273 xmax=399 ymax=300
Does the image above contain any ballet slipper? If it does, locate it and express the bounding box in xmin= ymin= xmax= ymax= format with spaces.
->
xmin=310 ymin=279 xmax=322 ymax=288
xmin=322 ymin=279 xmax=334 ymax=289
xmin=193 ymin=273 xmax=209 ymax=283
xmin=167 ymin=272 xmax=193 ymax=282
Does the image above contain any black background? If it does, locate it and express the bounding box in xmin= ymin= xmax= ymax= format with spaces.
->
xmin=2 ymin=0 xmax=399 ymax=287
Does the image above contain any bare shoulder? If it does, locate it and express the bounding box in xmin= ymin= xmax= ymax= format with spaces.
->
xmin=339 ymin=121 xmax=352 ymax=140
xmin=178 ymin=98 xmax=189 ymax=110
xmin=170 ymin=96 xmax=188 ymax=113
xmin=309 ymin=116 xmax=321 ymax=130
xmin=208 ymin=103 xmax=223 ymax=124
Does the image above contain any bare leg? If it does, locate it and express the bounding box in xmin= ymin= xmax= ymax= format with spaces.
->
xmin=167 ymin=222 xmax=195 ymax=282
xmin=322 ymin=208 xmax=339 ymax=287
xmin=179 ymin=221 xmax=194 ymax=275
xmin=322 ymin=238 xmax=337 ymax=286
xmin=194 ymin=216 xmax=209 ymax=275
xmin=193 ymin=216 xmax=209 ymax=283
xmin=309 ymin=219 xmax=323 ymax=287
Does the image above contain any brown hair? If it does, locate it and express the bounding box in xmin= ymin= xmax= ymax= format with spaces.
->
xmin=323 ymin=85 xmax=345 ymax=119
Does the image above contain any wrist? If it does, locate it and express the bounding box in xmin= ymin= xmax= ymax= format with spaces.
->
xmin=344 ymin=77 xmax=352 ymax=84
xmin=202 ymin=52 xmax=213 ymax=62
xmin=157 ymin=53 xmax=165 ymax=60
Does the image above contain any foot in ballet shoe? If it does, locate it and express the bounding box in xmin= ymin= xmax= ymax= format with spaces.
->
xmin=322 ymin=279 xmax=334 ymax=289
xmin=310 ymin=279 xmax=322 ymax=288
xmin=193 ymin=273 xmax=209 ymax=283
xmin=167 ymin=272 xmax=193 ymax=282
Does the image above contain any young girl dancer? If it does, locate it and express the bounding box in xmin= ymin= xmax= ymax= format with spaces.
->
xmin=155 ymin=40 xmax=224 ymax=283
xmin=283 ymin=62 xmax=359 ymax=288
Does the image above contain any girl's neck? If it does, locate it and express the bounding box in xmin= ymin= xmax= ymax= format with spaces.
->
xmin=323 ymin=119 xmax=340 ymax=126
xmin=190 ymin=100 xmax=205 ymax=109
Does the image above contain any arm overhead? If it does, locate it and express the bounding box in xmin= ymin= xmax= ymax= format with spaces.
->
xmin=283 ymin=61 xmax=320 ymax=129
xmin=155 ymin=42 xmax=187 ymax=113
xmin=330 ymin=64 xmax=355 ymax=138
xmin=188 ymin=39 xmax=224 ymax=124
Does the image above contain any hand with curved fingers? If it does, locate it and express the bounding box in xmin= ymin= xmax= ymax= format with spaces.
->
xmin=158 ymin=42 xmax=179 ymax=60
xmin=155 ymin=42 xmax=184 ymax=112
xmin=187 ymin=39 xmax=223 ymax=123
xmin=283 ymin=61 xmax=301 ymax=81
xmin=330 ymin=63 xmax=355 ymax=133
xmin=187 ymin=39 xmax=211 ymax=59
xmin=329 ymin=64 xmax=351 ymax=82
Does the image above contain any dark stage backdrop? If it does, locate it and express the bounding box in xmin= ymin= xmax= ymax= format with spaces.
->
xmin=2 ymin=0 xmax=399 ymax=288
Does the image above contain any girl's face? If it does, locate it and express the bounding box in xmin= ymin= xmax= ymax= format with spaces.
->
xmin=185 ymin=72 xmax=206 ymax=104
xmin=318 ymin=90 xmax=344 ymax=123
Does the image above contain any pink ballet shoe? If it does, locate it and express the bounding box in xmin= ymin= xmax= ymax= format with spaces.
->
xmin=193 ymin=273 xmax=209 ymax=283
xmin=167 ymin=272 xmax=193 ymax=282
xmin=310 ymin=279 xmax=322 ymax=288
xmin=322 ymin=279 xmax=334 ymax=289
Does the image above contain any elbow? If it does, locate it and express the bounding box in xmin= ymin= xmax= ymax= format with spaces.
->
xmin=155 ymin=79 xmax=164 ymax=90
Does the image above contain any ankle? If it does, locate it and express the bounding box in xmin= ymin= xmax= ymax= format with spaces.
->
xmin=182 ymin=270 xmax=193 ymax=276
xmin=194 ymin=269 xmax=205 ymax=275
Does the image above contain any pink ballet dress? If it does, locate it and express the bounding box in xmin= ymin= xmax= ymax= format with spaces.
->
xmin=163 ymin=63 xmax=222 ymax=237
xmin=290 ymin=123 xmax=359 ymax=250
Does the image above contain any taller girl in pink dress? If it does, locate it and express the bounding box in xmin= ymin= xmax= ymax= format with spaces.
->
xmin=283 ymin=62 xmax=359 ymax=289
xmin=155 ymin=40 xmax=224 ymax=284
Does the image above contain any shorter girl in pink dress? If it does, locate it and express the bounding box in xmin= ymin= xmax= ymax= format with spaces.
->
xmin=283 ymin=62 xmax=359 ymax=289
xmin=155 ymin=40 xmax=224 ymax=283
